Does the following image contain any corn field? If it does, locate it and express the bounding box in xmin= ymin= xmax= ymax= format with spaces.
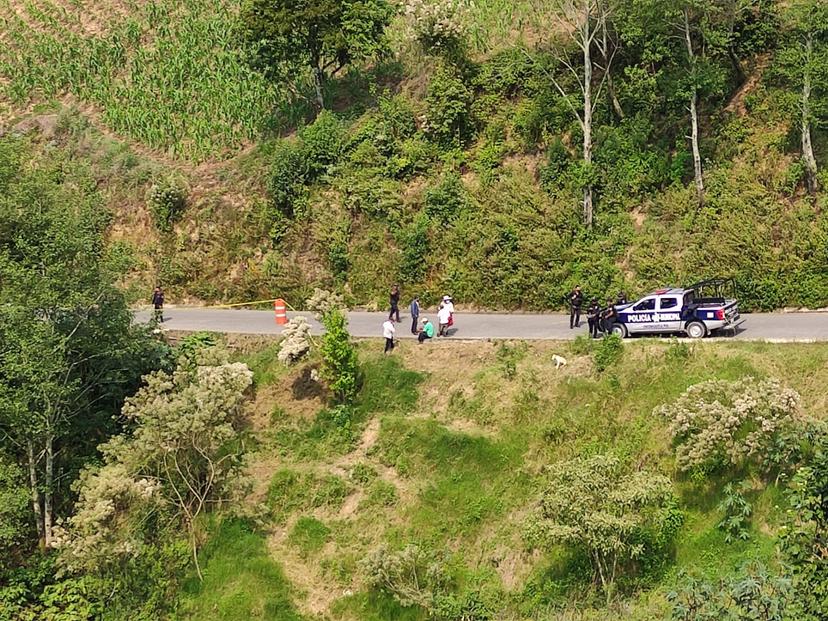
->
xmin=0 ymin=0 xmax=282 ymax=161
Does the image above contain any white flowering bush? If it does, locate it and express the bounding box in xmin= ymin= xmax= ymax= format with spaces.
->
xmin=361 ymin=544 xmax=451 ymax=609
xmin=278 ymin=316 xmax=312 ymax=365
xmin=61 ymin=352 xmax=253 ymax=575
xmin=403 ymin=0 xmax=467 ymax=51
xmin=656 ymin=378 xmax=802 ymax=473
xmin=306 ymin=287 xmax=346 ymax=320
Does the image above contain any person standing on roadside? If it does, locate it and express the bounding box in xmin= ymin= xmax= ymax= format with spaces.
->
xmin=152 ymin=285 xmax=165 ymax=323
xmin=382 ymin=318 xmax=396 ymax=353
xmin=389 ymin=284 xmax=401 ymax=323
xmin=437 ymin=302 xmax=452 ymax=337
xmin=409 ymin=296 xmax=420 ymax=334
xmin=616 ymin=291 xmax=628 ymax=305
xmin=601 ymin=298 xmax=618 ymax=335
xmin=587 ymin=298 xmax=601 ymax=339
xmin=568 ymin=286 xmax=583 ymax=329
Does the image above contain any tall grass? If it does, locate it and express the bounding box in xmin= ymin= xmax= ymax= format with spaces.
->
xmin=0 ymin=0 xmax=282 ymax=161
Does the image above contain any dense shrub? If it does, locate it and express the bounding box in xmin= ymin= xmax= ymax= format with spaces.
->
xmin=525 ymin=454 xmax=680 ymax=603
xmin=269 ymin=140 xmax=310 ymax=219
xmin=361 ymin=544 xmax=450 ymax=609
xmin=147 ymin=177 xmax=187 ymax=232
xmin=399 ymin=212 xmax=431 ymax=283
xmin=425 ymin=173 xmax=467 ymax=223
xmin=299 ymin=111 xmax=344 ymax=175
xmin=403 ymin=0 xmax=466 ymax=53
xmin=667 ymin=562 xmax=790 ymax=621
xmin=426 ymin=65 xmax=475 ymax=146
xmin=593 ymin=334 xmax=624 ymax=372
xmin=780 ymin=433 xmax=828 ymax=621
xmin=656 ymin=378 xmax=803 ymax=475
xmin=320 ymin=309 xmax=359 ymax=405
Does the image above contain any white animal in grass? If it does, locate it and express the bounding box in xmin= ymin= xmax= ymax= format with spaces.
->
xmin=552 ymin=354 xmax=568 ymax=369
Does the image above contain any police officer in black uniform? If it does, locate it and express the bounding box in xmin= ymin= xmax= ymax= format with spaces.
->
xmin=587 ymin=298 xmax=601 ymax=338
xmin=616 ymin=291 xmax=627 ymax=305
xmin=601 ymin=298 xmax=618 ymax=335
xmin=569 ymin=286 xmax=584 ymax=329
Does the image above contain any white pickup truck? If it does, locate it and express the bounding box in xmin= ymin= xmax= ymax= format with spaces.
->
xmin=609 ymin=280 xmax=744 ymax=339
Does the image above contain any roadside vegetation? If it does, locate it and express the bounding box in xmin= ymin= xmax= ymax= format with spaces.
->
xmin=1 ymin=0 xmax=827 ymax=310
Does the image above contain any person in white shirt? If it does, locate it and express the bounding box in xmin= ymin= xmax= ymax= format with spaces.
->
xmin=437 ymin=304 xmax=452 ymax=337
xmin=382 ymin=319 xmax=396 ymax=353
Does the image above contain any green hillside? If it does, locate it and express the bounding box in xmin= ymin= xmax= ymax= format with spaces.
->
xmin=1 ymin=0 xmax=827 ymax=310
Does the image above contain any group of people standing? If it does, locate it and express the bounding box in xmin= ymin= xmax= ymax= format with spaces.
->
xmin=383 ymin=285 xmax=454 ymax=353
xmin=568 ymin=286 xmax=627 ymax=338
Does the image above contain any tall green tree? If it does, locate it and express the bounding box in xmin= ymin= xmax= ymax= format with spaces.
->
xmin=242 ymin=0 xmax=395 ymax=110
xmin=0 ymin=139 xmax=164 ymax=551
xmin=777 ymin=0 xmax=828 ymax=195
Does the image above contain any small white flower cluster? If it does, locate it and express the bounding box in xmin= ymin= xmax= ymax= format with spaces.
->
xmin=278 ymin=316 xmax=312 ymax=365
xmin=403 ymin=0 xmax=467 ymax=48
xmin=306 ymin=287 xmax=346 ymax=320
xmin=656 ymin=377 xmax=801 ymax=472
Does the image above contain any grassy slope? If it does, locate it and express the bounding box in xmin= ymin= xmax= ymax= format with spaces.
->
xmin=181 ymin=338 xmax=828 ymax=620
xmin=2 ymin=1 xmax=827 ymax=310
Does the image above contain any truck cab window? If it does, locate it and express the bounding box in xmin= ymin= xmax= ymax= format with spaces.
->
xmin=634 ymin=298 xmax=656 ymax=311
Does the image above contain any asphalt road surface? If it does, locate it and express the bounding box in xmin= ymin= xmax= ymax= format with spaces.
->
xmin=134 ymin=308 xmax=828 ymax=342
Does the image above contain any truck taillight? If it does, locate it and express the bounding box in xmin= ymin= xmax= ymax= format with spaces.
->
xmin=715 ymin=309 xmax=725 ymax=320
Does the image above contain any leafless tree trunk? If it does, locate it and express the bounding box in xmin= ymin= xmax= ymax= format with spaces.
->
xmin=26 ymin=440 xmax=45 ymax=546
xmin=535 ymin=0 xmax=615 ymax=227
xmin=802 ymin=33 xmax=820 ymax=195
xmin=683 ymin=8 xmax=705 ymax=207
xmin=583 ymin=9 xmax=595 ymax=226
xmin=43 ymin=433 xmax=54 ymax=547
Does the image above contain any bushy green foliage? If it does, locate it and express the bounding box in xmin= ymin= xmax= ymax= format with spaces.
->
xmin=525 ymin=454 xmax=680 ymax=602
xmin=362 ymin=544 xmax=451 ymax=610
xmin=269 ymin=140 xmax=310 ymax=219
xmin=147 ymin=177 xmax=187 ymax=233
xmin=426 ymin=65 xmax=475 ymax=146
xmin=667 ymin=562 xmax=790 ymax=621
xmin=242 ymin=0 xmax=394 ymax=109
xmin=425 ymin=173 xmax=467 ymax=223
xmin=320 ymin=310 xmax=360 ymax=405
xmin=0 ymin=454 xmax=29 ymax=574
xmin=299 ymin=111 xmax=345 ymax=175
xmin=657 ymin=378 xmax=803 ymax=475
xmin=399 ymin=212 xmax=431 ymax=283
xmin=717 ymin=482 xmax=753 ymax=543
xmin=779 ymin=433 xmax=828 ymax=621
xmin=594 ymin=334 xmax=624 ymax=372
xmin=496 ymin=342 xmax=527 ymax=379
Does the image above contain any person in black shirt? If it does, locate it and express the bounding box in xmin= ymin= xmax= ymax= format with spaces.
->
xmin=152 ymin=286 xmax=165 ymax=323
xmin=569 ymin=286 xmax=584 ymax=329
xmin=601 ymin=298 xmax=618 ymax=335
xmin=389 ymin=284 xmax=401 ymax=323
xmin=616 ymin=291 xmax=627 ymax=305
xmin=587 ymin=298 xmax=601 ymax=338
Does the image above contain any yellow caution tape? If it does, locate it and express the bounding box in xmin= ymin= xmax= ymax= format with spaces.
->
xmin=205 ymin=298 xmax=299 ymax=311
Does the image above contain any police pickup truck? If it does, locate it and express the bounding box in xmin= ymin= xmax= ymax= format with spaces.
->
xmin=608 ymin=279 xmax=744 ymax=339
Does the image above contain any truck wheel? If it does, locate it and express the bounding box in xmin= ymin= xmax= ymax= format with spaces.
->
xmin=686 ymin=321 xmax=707 ymax=339
xmin=610 ymin=323 xmax=628 ymax=338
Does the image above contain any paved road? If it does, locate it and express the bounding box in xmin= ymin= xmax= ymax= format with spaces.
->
xmin=134 ymin=308 xmax=828 ymax=342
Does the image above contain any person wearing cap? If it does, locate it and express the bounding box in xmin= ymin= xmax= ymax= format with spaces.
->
xmin=568 ymin=285 xmax=583 ymax=329
xmin=409 ymin=296 xmax=420 ymax=334
xmin=418 ymin=318 xmax=434 ymax=343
